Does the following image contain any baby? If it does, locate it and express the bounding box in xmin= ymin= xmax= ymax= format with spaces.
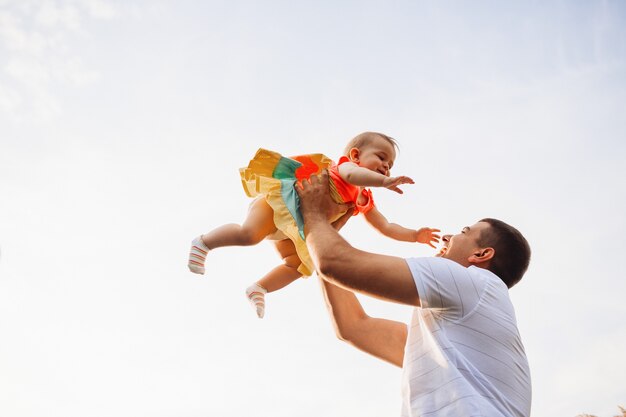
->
xmin=188 ymin=132 xmax=440 ymax=318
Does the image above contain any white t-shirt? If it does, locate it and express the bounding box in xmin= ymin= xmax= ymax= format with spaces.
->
xmin=401 ymin=257 xmax=531 ymax=417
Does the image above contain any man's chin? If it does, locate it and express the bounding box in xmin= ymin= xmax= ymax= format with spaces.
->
xmin=435 ymin=247 xmax=448 ymax=257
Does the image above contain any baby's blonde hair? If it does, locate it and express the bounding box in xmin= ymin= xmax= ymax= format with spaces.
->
xmin=343 ymin=131 xmax=399 ymax=156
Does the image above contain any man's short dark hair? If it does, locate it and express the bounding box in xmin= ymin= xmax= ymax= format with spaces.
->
xmin=478 ymin=218 xmax=531 ymax=288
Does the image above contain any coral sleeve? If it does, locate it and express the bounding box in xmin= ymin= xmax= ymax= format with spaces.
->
xmin=335 ymin=156 xmax=376 ymax=215
xmin=355 ymin=188 xmax=375 ymax=215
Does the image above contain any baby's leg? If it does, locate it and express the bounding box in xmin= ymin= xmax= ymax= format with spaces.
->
xmin=203 ymin=197 xmax=277 ymax=249
xmin=188 ymin=198 xmax=277 ymax=274
xmin=258 ymin=239 xmax=303 ymax=292
xmin=245 ymin=239 xmax=303 ymax=318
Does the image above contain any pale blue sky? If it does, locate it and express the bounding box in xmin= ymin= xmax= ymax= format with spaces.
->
xmin=1 ymin=1 xmax=625 ymax=416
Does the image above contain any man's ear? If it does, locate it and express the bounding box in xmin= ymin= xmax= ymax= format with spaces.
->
xmin=468 ymin=247 xmax=495 ymax=265
xmin=348 ymin=147 xmax=360 ymax=162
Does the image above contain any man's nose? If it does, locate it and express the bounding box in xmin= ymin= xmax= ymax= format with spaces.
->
xmin=442 ymin=234 xmax=452 ymax=242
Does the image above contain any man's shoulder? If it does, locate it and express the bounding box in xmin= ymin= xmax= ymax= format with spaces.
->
xmin=468 ymin=265 xmax=507 ymax=288
xmin=406 ymin=258 xmax=504 ymax=286
xmin=406 ymin=258 xmax=482 ymax=314
xmin=405 ymin=256 xmax=467 ymax=274
xmin=405 ymin=257 xmax=472 ymax=291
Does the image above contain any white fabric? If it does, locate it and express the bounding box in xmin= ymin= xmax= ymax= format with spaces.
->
xmin=401 ymin=257 xmax=531 ymax=417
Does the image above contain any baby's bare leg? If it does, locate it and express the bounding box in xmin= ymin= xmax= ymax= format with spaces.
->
xmin=202 ymin=198 xmax=277 ymax=249
xmin=188 ymin=198 xmax=277 ymax=275
xmin=258 ymin=239 xmax=302 ymax=292
xmin=245 ymin=239 xmax=303 ymax=318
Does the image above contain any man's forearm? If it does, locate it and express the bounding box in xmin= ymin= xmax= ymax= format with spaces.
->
xmin=319 ymin=277 xmax=367 ymax=341
xmin=320 ymin=278 xmax=408 ymax=367
xmin=304 ymin=216 xmax=356 ymax=285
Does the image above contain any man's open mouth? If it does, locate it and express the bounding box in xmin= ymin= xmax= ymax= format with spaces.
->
xmin=435 ymin=246 xmax=448 ymax=257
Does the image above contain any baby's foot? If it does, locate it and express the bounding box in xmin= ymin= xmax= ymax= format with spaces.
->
xmin=188 ymin=236 xmax=209 ymax=274
xmin=246 ymin=283 xmax=267 ymax=319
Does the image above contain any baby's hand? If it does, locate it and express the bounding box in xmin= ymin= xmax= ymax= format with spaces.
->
xmin=414 ymin=228 xmax=441 ymax=248
xmin=382 ymin=176 xmax=415 ymax=194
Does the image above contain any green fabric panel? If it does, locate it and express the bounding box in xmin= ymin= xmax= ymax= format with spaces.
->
xmin=280 ymin=179 xmax=306 ymax=240
xmin=272 ymin=156 xmax=301 ymax=179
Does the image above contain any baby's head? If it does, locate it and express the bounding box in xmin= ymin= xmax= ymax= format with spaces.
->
xmin=343 ymin=132 xmax=399 ymax=176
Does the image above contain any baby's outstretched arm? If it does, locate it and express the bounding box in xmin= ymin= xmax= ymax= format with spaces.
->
xmin=364 ymin=207 xmax=440 ymax=248
xmin=381 ymin=176 xmax=414 ymax=194
xmin=338 ymin=162 xmax=414 ymax=194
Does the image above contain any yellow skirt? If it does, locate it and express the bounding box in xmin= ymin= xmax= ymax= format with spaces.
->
xmin=240 ymin=148 xmax=345 ymax=276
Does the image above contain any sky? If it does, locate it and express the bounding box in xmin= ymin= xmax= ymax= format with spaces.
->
xmin=0 ymin=1 xmax=625 ymax=416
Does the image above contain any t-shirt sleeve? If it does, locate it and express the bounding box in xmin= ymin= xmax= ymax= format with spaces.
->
xmin=405 ymin=257 xmax=485 ymax=321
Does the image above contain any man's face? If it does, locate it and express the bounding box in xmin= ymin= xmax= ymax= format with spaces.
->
xmin=437 ymin=221 xmax=491 ymax=267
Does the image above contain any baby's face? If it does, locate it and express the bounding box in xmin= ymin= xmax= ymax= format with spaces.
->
xmin=353 ymin=136 xmax=396 ymax=176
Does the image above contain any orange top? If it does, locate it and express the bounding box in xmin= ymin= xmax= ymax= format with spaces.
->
xmin=328 ymin=156 xmax=375 ymax=215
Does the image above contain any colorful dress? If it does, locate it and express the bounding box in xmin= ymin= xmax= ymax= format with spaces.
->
xmin=239 ymin=149 xmax=376 ymax=276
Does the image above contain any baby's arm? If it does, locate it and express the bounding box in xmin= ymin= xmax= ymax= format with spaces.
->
xmin=364 ymin=207 xmax=440 ymax=248
xmin=338 ymin=162 xmax=414 ymax=194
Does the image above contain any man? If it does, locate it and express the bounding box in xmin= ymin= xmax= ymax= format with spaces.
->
xmin=297 ymin=171 xmax=532 ymax=417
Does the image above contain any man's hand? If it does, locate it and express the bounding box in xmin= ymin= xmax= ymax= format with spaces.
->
xmin=297 ymin=170 xmax=353 ymax=228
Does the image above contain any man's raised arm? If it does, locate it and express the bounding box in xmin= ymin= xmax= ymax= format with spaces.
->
xmin=297 ymin=170 xmax=421 ymax=306
xmin=309 ymin=208 xmax=406 ymax=367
